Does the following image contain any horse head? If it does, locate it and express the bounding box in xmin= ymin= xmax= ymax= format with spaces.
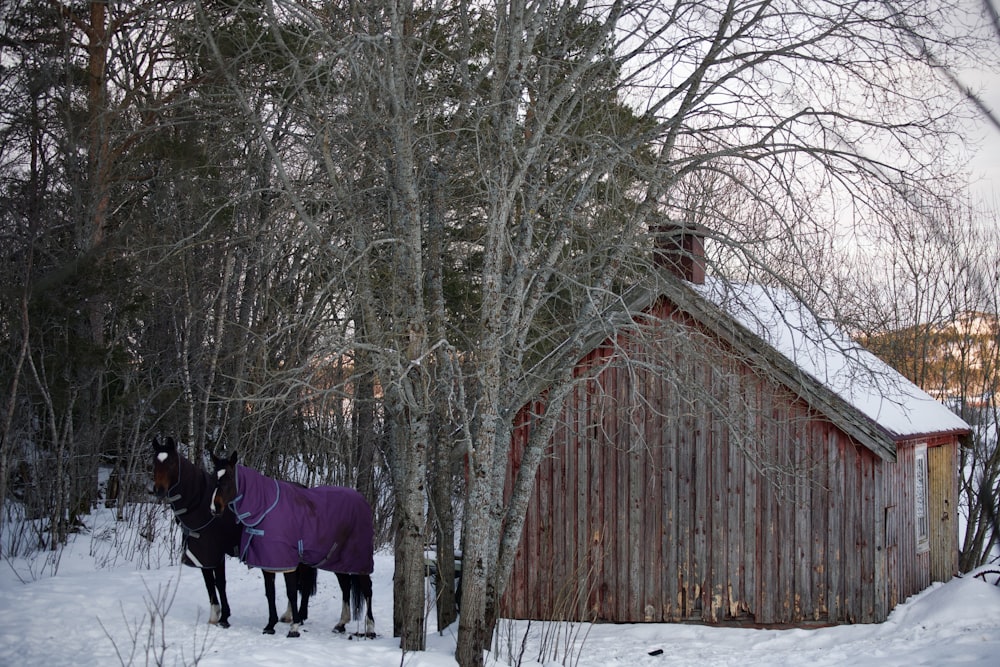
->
xmin=210 ymin=450 xmax=239 ymax=516
xmin=152 ymin=437 xmax=181 ymax=499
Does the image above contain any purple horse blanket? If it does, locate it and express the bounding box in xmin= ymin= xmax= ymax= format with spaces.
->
xmin=227 ymin=465 xmax=374 ymax=574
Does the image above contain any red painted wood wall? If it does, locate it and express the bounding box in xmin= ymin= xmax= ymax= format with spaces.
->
xmin=502 ymin=299 xmax=960 ymax=626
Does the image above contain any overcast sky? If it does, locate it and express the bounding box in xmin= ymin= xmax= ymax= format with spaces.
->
xmin=966 ymin=77 xmax=1000 ymax=203
xmin=962 ymin=3 xmax=1000 ymax=205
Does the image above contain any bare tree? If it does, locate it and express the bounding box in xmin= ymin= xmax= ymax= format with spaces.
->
xmin=1 ymin=0 xmax=988 ymax=664
xmin=0 ymin=0 xmax=190 ymax=545
xmin=186 ymin=2 xmax=990 ymax=665
xmin=840 ymin=202 xmax=1000 ymax=570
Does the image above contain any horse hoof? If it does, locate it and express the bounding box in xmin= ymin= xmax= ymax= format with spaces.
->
xmin=287 ymin=631 xmax=300 ymax=638
xmin=263 ymin=627 xmax=276 ymax=635
xmin=218 ymin=620 xmax=230 ymax=629
xmin=333 ymin=624 xmax=345 ymax=634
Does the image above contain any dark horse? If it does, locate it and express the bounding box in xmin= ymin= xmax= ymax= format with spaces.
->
xmin=210 ymin=450 xmax=376 ymax=638
xmin=152 ymin=437 xmax=317 ymax=630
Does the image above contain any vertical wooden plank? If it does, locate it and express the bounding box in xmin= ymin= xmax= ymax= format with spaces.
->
xmin=558 ymin=391 xmax=576 ymax=620
xmin=810 ymin=421 xmax=829 ymax=622
xmin=537 ymin=413 xmax=552 ymax=618
xmin=562 ymin=394 xmax=575 ymax=618
xmin=522 ymin=431 xmax=539 ymax=618
xmin=520 ymin=421 xmax=535 ymax=618
xmin=778 ymin=403 xmax=794 ymax=623
xmin=900 ymin=444 xmax=916 ymax=600
xmin=858 ymin=453 xmax=872 ymax=622
xmin=610 ymin=360 xmax=628 ymax=622
xmin=827 ymin=430 xmax=843 ymax=622
xmin=882 ymin=440 xmax=899 ymax=611
xmin=899 ymin=444 xmax=911 ymax=601
xmin=574 ymin=376 xmax=599 ymax=619
xmin=694 ymin=360 xmax=709 ymax=621
xmin=726 ymin=371 xmax=744 ymax=620
xmin=847 ymin=449 xmax=862 ymax=622
xmin=644 ymin=358 xmax=663 ymax=621
xmin=872 ymin=454 xmax=887 ymax=622
xmin=743 ymin=371 xmax=759 ymax=623
xmin=676 ymin=356 xmax=693 ymax=619
xmin=575 ymin=378 xmax=590 ymax=620
xmin=863 ymin=451 xmax=876 ymax=622
xmin=589 ymin=372 xmax=603 ymax=619
xmin=709 ymin=366 xmax=728 ymax=622
xmin=602 ymin=365 xmax=618 ymax=621
xmin=629 ymin=372 xmax=644 ymax=622
xmin=662 ymin=365 xmax=679 ymax=621
xmin=793 ymin=412 xmax=811 ymax=622
xmin=624 ymin=356 xmax=639 ymax=622
xmin=842 ymin=447 xmax=855 ymax=623
xmin=758 ymin=389 xmax=778 ymax=624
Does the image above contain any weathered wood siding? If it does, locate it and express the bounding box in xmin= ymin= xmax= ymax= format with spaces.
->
xmin=882 ymin=436 xmax=959 ymax=608
xmin=503 ymin=300 xmax=960 ymax=626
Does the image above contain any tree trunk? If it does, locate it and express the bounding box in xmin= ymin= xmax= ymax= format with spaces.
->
xmin=456 ymin=394 xmax=504 ymax=667
xmin=390 ymin=397 xmax=428 ymax=651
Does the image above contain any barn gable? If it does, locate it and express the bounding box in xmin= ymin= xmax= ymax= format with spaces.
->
xmin=503 ymin=270 xmax=970 ymax=627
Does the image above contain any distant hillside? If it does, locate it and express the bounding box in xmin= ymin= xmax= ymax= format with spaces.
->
xmin=859 ymin=311 xmax=999 ymax=407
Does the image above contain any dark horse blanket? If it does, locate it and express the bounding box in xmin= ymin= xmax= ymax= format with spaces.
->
xmin=165 ymin=451 xmax=242 ymax=569
xmin=228 ymin=465 xmax=374 ymax=574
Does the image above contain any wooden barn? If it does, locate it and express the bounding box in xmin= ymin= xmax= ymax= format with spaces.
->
xmin=502 ymin=232 xmax=970 ymax=627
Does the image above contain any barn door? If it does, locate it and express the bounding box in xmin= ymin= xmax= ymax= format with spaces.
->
xmin=927 ymin=444 xmax=958 ymax=582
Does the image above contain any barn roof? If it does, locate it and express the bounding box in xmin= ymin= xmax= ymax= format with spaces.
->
xmin=620 ymin=272 xmax=970 ymax=460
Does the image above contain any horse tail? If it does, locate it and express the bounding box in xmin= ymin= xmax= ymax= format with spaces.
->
xmin=297 ymin=563 xmax=318 ymax=597
xmin=350 ymin=573 xmax=370 ymax=621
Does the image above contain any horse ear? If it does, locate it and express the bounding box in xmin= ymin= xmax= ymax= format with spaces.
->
xmin=153 ymin=437 xmax=179 ymax=454
xmin=228 ymin=450 xmax=239 ymax=466
xmin=208 ymin=450 xmax=228 ymax=470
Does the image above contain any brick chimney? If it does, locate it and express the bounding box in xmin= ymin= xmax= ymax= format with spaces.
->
xmin=650 ymin=223 xmax=706 ymax=285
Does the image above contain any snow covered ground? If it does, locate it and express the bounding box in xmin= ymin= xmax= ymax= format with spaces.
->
xmin=1 ymin=504 xmax=999 ymax=667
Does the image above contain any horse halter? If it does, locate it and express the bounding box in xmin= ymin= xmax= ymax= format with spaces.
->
xmin=152 ymin=447 xmax=181 ymax=502
xmin=211 ymin=466 xmax=239 ymax=516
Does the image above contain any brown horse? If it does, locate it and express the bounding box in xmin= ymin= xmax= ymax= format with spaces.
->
xmin=210 ymin=450 xmax=376 ymax=638
xmin=152 ymin=437 xmax=317 ymax=631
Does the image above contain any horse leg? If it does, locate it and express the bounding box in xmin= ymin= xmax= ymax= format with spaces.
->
xmin=359 ymin=574 xmax=376 ymax=638
xmin=262 ymin=570 xmax=279 ymax=635
xmin=333 ymin=572 xmax=351 ymax=633
xmin=282 ymin=570 xmax=302 ymax=638
xmin=332 ymin=573 xmax=375 ymax=638
xmin=214 ymin=562 xmax=231 ymax=628
xmin=201 ymin=568 xmax=222 ymax=625
xmin=281 ymin=564 xmax=315 ymax=623
xmin=298 ymin=564 xmax=315 ymax=623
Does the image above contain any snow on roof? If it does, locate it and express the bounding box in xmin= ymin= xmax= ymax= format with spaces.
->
xmin=691 ymin=277 xmax=970 ymax=439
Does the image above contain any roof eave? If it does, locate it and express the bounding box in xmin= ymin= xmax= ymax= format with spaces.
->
xmin=651 ymin=274 xmax=901 ymax=461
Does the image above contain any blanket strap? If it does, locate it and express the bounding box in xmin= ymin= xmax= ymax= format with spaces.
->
xmin=185 ymin=548 xmax=205 ymax=569
xmin=313 ymin=539 xmax=341 ymax=569
xmin=230 ymin=493 xmax=252 ymax=523
xmin=246 ymin=527 xmax=265 ymax=537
